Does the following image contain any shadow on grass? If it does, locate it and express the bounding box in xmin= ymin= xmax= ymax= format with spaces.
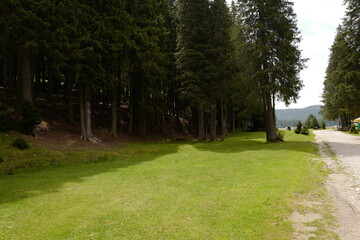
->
xmin=193 ymin=133 xmax=317 ymax=155
xmin=0 ymin=142 xmax=181 ymax=206
xmin=0 ymin=132 xmax=316 ymax=206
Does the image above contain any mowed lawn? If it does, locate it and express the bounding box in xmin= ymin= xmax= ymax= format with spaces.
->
xmin=0 ymin=132 xmax=326 ymax=239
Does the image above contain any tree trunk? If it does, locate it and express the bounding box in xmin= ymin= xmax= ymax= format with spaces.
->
xmin=139 ymin=95 xmax=146 ymax=135
xmin=198 ymin=103 xmax=205 ymax=140
xmin=265 ymin=93 xmax=278 ymax=141
xmin=2 ymin=61 xmax=6 ymax=101
xmin=110 ymin=88 xmax=118 ymax=137
xmin=128 ymin=101 xmax=133 ymax=134
xmin=67 ymin=73 xmax=74 ymax=123
xmin=79 ymin=83 xmax=99 ymax=143
xmin=161 ymin=115 xmax=166 ymax=134
xmin=34 ymin=54 xmax=41 ymax=98
xmin=84 ymin=85 xmax=98 ymax=143
xmin=3 ymin=31 xmax=15 ymax=100
xmin=210 ymin=103 xmax=216 ymax=141
xmin=47 ymin=64 xmax=54 ymax=101
xmin=79 ymin=83 xmax=86 ymax=140
xmin=272 ymin=94 xmax=276 ymax=127
xmin=232 ymin=109 xmax=236 ymax=132
xmin=221 ymin=101 xmax=225 ymax=141
xmin=19 ymin=49 xmax=33 ymax=105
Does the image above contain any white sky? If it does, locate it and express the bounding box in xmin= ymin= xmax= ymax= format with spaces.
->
xmin=227 ymin=0 xmax=347 ymax=109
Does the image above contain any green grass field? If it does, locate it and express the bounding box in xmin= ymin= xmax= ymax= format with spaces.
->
xmin=0 ymin=131 xmax=330 ymax=239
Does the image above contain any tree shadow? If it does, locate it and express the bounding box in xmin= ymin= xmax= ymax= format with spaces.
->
xmin=193 ymin=137 xmax=317 ymax=155
xmin=0 ymin=133 xmax=317 ymax=206
xmin=0 ymin=142 xmax=181 ymax=206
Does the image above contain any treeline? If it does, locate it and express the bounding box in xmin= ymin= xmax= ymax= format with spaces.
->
xmin=0 ymin=0 xmax=304 ymax=142
xmin=277 ymin=119 xmax=335 ymax=128
xmin=323 ymin=0 xmax=360 ymax=128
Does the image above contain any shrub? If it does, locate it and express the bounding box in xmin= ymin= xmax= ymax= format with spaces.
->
xmin=16 ymin=102 xmax=42 ymax=135
xmin=350 ymin=125 xmax=359 ymax=134
xmin=0 ymin=156 xmax=3 ymax=164
xmin=305 ymin=114 xmax=320 ymax=129
xmin=12 ymin=138 xmax=30 ymax=150
xmin=277 ymin=130 xmax=285 ymax=141
xmin=294 ymin=121 xmax=302 ymax=134
xmin=320 ymin=120 xmax=326 ymax=129
xmin=301 ymin=126 xmax=309 ymax=135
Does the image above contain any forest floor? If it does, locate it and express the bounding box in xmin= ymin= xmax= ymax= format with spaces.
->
xmin=314 ymin=130 xmax=360 ymax=240
xmin=0 ymin=131 xmax=337 ymax=239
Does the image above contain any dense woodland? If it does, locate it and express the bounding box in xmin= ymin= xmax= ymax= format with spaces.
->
xmin=323 ymin=0 xmax=360 ymax=128
xmin=0 ymin=0 xmax=305 ymax=142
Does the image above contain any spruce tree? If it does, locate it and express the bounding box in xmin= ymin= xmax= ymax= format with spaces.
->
xmin=237 ymin=0 xmax=306 ymax=141
xmin=176 ymin=0 xmax=212 ymax=140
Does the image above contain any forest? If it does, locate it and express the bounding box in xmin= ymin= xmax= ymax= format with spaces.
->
xmin=322 ymin=0 xmax=360 ymax=128
xmin=0 ymin=0 xmax=305 ymax=142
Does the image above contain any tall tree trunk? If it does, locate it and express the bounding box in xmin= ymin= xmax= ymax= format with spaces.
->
xmin=19 ymin=49 xmax=33 ymax=105
xmin=3 ymin=31 xmax=15 ymax=99
xmin=161 ymin=115 xmax=166 ymax=134
xmin=66 ymin=72 xmax=74 ymax=123
xmin=232 ymin=109 xmax=236 ymax=133
xmin=84 ymin=85 xmax=97 ymax=143
xmin=110 ymin=88 xmax=118 ymax=137
xmin=79 ymin=83 xmax=99 ymax=143
xmin=272 ymin=94 xmax=276 ymax=127
xmin=221 ymin=101 xmax=226 ymax=141
xmin=198 ymin=103 xmax=205 ymax=140
xmin=47 ymin=65 xmax=54 ymax=101
xmin=34 ymin=54 xmax=41 ymax=98
xmin=79 ymin=83 xmax=86 ymax=140
xmin=129 ymin=101 xmax=133 ymax=134
xmin=2 ymin=61 xmax=6 ymax=101
xmin=265 ymin=93 xmax=278 ymax=141
xmin=210 ymin=103 xmax=216 ymax=141
xmin=140 ymin=99 xmax=146 ymax=135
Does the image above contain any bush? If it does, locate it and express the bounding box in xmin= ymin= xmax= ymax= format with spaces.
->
xmin=12 ymin=138 xmax=30 ymax=150
xmin=305 ymin=114 xmax=320 ymax=129
xmin=277 ymin=130 xmax=285 ymax=141
xmin=294 ymin=121 xmax=302 ymax=134
xmin=320 ymin=120 xmax=326 ymax=129
xmin=301 ymin=126 xmax=309 ymax=135
xmin=0 ymin=156 xmax=3 ymax=164
xmin=350 ymin=125 xmax=359 ymax=134
xmin=16 ymin=102 xmax=42 ymax=135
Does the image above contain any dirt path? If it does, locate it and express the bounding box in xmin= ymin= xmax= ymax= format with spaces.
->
xmin=314 ymin=130 xmax=360 ymax=240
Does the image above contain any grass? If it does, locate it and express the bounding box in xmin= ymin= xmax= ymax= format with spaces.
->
xmin=0 ymin=131 xmax=330 ymax=239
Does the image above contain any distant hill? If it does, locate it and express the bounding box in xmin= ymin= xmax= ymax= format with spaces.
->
xmin=275 ymin=105 xmax=337 ymax=127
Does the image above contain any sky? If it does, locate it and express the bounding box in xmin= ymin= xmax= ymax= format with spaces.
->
xmin=226 ymin=0 xmax=347 ymax=109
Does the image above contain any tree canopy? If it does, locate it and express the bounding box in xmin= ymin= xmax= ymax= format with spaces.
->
xmin=322 ymin=1 xmax=360 ymax=127
xmin=0 ymin=0 xmax=305 ymax=142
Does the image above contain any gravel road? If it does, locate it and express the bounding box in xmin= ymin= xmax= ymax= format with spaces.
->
xmin=314 ymin=130 xmax=360 ymax=240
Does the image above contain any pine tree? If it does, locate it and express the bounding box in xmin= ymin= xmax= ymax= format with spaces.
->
xmin=208 ymin=0 xmax=233 ymax=141
xmin=237 ymin=0 xmax=306 ymax=141
xmin=176 ymin=0 xmax=212 ymax=140
xmin=322 ymin=0 xmax=360 ymax=127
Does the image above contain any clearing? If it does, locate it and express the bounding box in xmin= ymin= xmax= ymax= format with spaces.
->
xmin=1 ymin=131 xmax=334 ymax=239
